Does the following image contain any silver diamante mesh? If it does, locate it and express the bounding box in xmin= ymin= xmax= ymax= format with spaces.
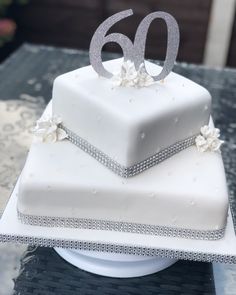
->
xmin=17 ymin=210 xmax=225 ymax=241
xmin=59 ymin=124 xmax=197 ymax=177
xmin=0 ymin=233 xmax=234 ymax=264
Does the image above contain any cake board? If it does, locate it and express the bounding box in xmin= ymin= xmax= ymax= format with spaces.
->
xmin=0 ymin=179 xmax=236 ymax=277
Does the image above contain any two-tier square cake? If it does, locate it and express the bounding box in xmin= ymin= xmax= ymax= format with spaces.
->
xmin=17 ymin=10 xmax=228 ymax=241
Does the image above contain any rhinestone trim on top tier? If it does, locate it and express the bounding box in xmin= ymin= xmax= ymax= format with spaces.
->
xmin=59 ymin=124 xmax=197 ymax=178
xmin=17 ymin=210 xmax=225 ymax=241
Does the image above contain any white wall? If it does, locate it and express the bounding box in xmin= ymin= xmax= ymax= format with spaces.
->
xmin=204 ymin=0 xmax=236 ymax=67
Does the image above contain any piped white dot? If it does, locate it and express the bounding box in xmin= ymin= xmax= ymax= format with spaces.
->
xmin=215 ymin=187 xmax=220 ymax=193
xmin=190 ymin=200 xmax=195 ymax=206
xmin=149 ymin=192 xmax=155 ymax=198
xmin=141 ymin=132 xmax=146 ymax=139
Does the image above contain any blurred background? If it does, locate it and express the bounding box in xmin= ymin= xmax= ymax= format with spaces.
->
xmin=0 ymin=0 xmax=236 ymax=67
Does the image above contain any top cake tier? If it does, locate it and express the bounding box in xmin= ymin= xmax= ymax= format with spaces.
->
xmin=52 ymin=58 xmax=211 ymax=174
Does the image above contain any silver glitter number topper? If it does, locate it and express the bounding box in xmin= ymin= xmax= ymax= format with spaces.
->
xmin=89 ymin=9 xmax=180 ymax=81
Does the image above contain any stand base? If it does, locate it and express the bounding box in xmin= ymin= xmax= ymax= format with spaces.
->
xmin=54 ymin=248 xmax=177 ymax=278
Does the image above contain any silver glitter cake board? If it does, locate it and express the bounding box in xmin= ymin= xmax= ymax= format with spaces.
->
xmin=0 ymin=180 xmax=236 ymax=264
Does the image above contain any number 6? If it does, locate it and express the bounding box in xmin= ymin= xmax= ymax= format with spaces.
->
xmin=89 ymin=9 xmax=180 ymax=81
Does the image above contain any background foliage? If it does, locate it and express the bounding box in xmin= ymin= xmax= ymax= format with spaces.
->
xmin=0 ymin=0 xmax=28 ymax=46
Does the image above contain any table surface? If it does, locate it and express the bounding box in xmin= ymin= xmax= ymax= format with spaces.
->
xmin=0 ymin=44 xmax=236 ymax=295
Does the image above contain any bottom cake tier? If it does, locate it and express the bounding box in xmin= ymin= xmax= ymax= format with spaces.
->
xmin=17 ymin=115 xmax=228 ymax=241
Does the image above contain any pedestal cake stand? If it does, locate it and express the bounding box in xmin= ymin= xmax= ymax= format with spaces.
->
xmin=54 ymin=248 xmax=177 ymax=278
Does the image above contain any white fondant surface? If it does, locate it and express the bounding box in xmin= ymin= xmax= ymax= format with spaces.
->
xmin=18 ymin=119 xmax=228 ymax=233
xmin=52 ymin=58 xmax=211 ymax=167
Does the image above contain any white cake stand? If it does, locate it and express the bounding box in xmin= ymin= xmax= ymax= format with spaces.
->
xmin=54 ymin=248 xmax=177 ymax=278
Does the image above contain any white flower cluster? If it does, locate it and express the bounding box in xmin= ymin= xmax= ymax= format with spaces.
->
xmin=112 ymin=60 xmax=154 ymax=87
xmin=32 ymin=116 xmax=68 ymax=143
xmin=195 ymin=125 xmax=224 ymax=153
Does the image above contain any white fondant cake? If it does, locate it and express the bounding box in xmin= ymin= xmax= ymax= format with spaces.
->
xmin=52 ymin=59 xmax=211 ymax=168
xmin=16 ymin=55 xmax=229 ymax=240
xmin=17 ymin=107 xmax=228 ymax=239
xmin=16 ymin=9 xmax=229 ymax=243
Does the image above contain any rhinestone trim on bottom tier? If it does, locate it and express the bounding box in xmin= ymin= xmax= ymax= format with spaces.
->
xmin=17 ymin=210 xmax=225 ymax=241
xmin=59 ymin=124 xmax=197 ymax=178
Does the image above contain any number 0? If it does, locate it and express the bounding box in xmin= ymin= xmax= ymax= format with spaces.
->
xmin=134 ymin=12 xmax=179 ymax=81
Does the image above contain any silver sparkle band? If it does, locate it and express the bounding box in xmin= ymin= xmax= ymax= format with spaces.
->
xmin=17 ymin=210 xmax=225 ymax=241
xmin=59 ymin=124 xmax=197 ymax=178
xmin=0 ymin=233 xmax=234 ymax=264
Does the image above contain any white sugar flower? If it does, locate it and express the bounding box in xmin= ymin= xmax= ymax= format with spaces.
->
xmin=113 ymin=60 xmax=137 ymax=87
xmin=136 ymin=63 xmax=155 ymax=87
xmin=32 ymin=116 xmax=68 ymax=143
xmin=200 ymin=125 xmax=212 ymax=138
xmin=207 ymin=136 xmax=223 ymax=152
xmin=195 ymin=135 xmax=208 ymax=152
xmin=195 ymin=125 xmax=224 ymax=153
xmin=112 ymin=60 xmax=154 ymax=87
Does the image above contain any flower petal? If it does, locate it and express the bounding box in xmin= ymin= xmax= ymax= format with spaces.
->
xmin=57 ymin=128 xmax=68 ymax=141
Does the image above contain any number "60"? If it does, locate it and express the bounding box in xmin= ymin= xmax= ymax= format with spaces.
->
xmin=89 ymin=9 xmax=180 ymax=81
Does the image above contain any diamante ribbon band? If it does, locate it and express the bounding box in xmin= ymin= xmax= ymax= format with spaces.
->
xmin=0 ymin=233 xmax=234 ymax=263
xmin=59 ymin=124 xmax=197 ymax=177
xmin=17 ymin=210 xmax=225 ymax=241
